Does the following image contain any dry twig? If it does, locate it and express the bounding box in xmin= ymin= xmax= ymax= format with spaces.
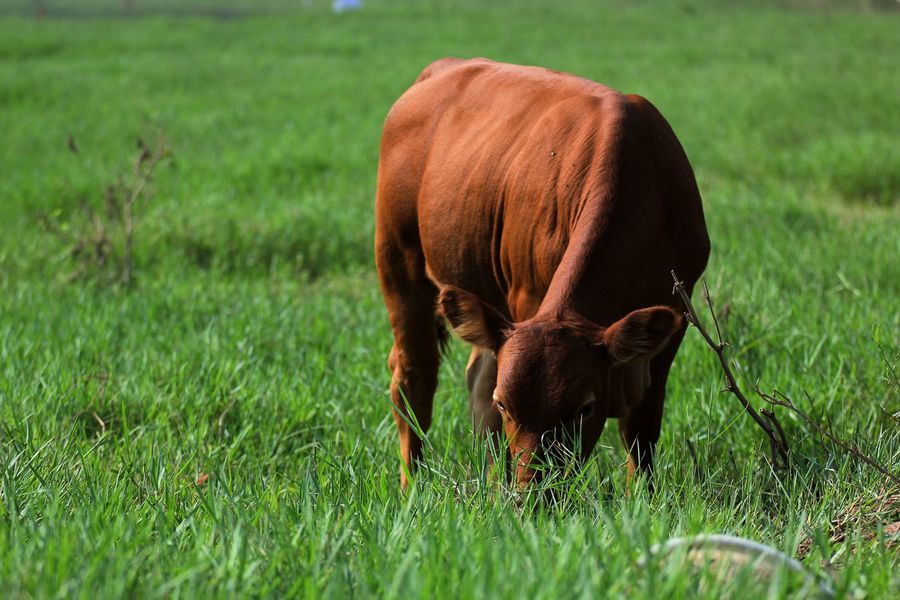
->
xmin=671 ymin=271 xmax=790 ymax=470
xmin=672 ymin=270 xmax=900 ymax=490
xmin=38 ymin=136 xmax=169 ymax=286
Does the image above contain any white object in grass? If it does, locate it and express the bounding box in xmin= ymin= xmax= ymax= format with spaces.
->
xmin=643 ymin=534 xmax=834 ymax=598
xmin=333 ymin=0 xmax=362 ymax=13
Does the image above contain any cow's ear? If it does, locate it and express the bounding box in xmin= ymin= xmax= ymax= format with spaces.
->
xmin=438 ymin=286 xmax=511 ymax=353
xmin=599 ymin=306 xmax=682 ymax=365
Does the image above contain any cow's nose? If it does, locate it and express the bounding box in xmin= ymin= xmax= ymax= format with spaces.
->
xmin=514 ymin=447 xmax=548 ymax=489
xmin=515 ymin=463 xmax=542 ymax=489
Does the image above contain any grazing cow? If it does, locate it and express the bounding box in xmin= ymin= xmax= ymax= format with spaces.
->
xmin=375 ymin=58 xmax=710 ymax=490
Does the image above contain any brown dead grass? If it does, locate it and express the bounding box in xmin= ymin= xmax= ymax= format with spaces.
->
xmin=798 ymin=487 xmax=900 ymax=559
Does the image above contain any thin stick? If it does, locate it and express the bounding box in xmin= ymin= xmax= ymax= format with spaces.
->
xmin=701 ymin=281 xmax=725 ymax=349
xmin=671 ymin=271 xmax=790 ymax=469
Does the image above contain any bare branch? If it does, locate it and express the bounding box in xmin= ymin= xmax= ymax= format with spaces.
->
xmin=674 ymin=269 xmax=899 ymax=488
xmin=702 ymin=280 xmax=725 ymax=348
xmin=671 ymin=270 xmax=790 ymax=470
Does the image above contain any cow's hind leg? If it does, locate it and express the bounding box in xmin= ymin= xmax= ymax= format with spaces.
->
xmin=376 ymin=240 xmax=441 ymax=489
xmin=618 ymin=327 xmax=686 ymax=492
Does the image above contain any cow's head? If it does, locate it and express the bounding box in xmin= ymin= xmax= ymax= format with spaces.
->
xmin=439 ymin=286 xmax=681 ymax=488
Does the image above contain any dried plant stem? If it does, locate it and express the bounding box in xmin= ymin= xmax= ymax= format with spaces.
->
xmin=671 ymin=271 xmax=790 ymax=470
xmin=121 ymin=140 xmax=168 ymax=287
xmin=672 ymin=270 xmax=899 ymax=487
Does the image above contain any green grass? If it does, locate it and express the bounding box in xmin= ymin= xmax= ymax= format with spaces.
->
xmin=1 ymin=0 xmax=899 ymax=597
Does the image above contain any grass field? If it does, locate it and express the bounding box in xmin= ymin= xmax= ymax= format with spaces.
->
xmin=1 ymin=0 xmax=899 ymax=597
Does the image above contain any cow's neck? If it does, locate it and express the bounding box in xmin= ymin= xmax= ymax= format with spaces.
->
xmin=535 ymin=161 xmax=624 ymax=326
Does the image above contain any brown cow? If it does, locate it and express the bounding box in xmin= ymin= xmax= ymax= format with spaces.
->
xmin=375 ymin=58 xmax=710 ymax=490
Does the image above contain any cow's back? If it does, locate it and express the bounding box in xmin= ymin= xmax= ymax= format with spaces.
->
xmin=376 ymin=58 xmax=709 ymax=324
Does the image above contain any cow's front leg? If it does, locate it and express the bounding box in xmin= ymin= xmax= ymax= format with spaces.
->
xmin=389 ymin=343 xmax=439 ymax=490
xmin=466 ymin=347 xmax=507 ymax=482
xmin=618 ymin=327 xmax=685 ymax=493
xmin=466 ymin=347 xmax=500 ymax=434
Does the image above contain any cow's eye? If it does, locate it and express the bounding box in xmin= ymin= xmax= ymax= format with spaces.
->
xmin=579 ymin=400 xmax=596 ymax=419
xmin=493 ymin=392 xmax=506 ymax=413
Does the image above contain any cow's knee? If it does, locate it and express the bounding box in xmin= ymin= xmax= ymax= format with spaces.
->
xmin=388 ymin=345 xmax=440 ymax=489
xmin=392 ymin=353 xmax=438 ymax=404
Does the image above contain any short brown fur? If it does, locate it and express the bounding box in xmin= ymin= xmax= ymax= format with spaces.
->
xmin=375 ymin=58 xmax=710 ymax=489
